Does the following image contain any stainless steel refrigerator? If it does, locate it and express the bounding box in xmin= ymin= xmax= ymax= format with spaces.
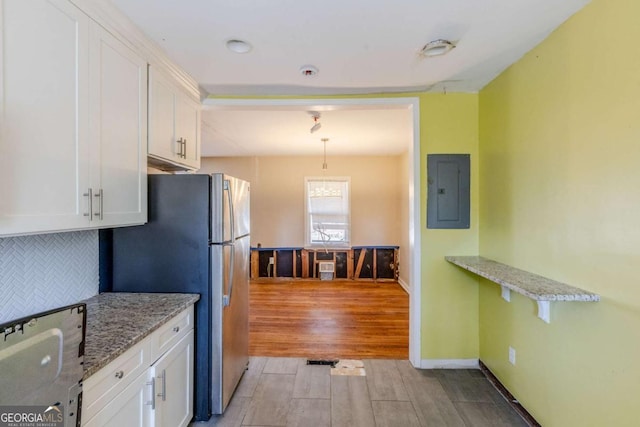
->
xmin=99 ymin=173 xmax=250 ymax=420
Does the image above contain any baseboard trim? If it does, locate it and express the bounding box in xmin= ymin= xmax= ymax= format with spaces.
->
xmin=479 ymin=360 xmax=541 ymax=427
xmin=398 ymin=278 xmax=410 ymax=294
xmin=420 ymin=359 xmax=479 ymax=369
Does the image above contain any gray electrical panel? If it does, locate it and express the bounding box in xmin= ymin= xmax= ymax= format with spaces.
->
xmin=427 ymin=154 xmax=470 ymax=229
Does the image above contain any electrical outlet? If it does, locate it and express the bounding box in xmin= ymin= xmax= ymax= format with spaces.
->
xmin=509 ymin=346 xmax=516 ymax=365
xmin=269 ymin=257 xmax=274 ymax=265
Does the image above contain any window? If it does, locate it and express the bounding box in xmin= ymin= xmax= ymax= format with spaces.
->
xmin=305 ymin=177 xmax=350 ymax=247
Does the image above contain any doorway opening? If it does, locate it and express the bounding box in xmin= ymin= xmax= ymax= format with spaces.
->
xmin=202 ymin=98 xmax=421 ymax=366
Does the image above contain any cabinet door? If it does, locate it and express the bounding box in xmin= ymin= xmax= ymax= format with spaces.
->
xmin=0 ymin=0 xmax=90 ymax=236
xmin=148 ymin=68 xmax=179 ymax=162
xmin=151 ymin=330 xmax=194 ymax=427
xmin=89 ymin=23 xmax=147 ymax=227
xmin=83 ymin=369 xmax=153 ymax=427
xmin=175 ymin=95 xmax=201 ymax=169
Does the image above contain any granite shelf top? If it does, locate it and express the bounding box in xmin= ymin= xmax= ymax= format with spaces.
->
xmin=445 ymin=256 xmax=600 ymax=302
xmin=82 ymin=292 xmax=200 ymax=379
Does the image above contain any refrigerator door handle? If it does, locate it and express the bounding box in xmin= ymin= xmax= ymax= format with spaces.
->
xmin=224 ymin=179 xmax=236 ymax=242
xmin=222 ymin=242 xmax=235 ymax=306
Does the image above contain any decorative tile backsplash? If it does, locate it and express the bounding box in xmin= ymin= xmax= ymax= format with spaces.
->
xmin=0 ymin=230 xmax=99 ymax=323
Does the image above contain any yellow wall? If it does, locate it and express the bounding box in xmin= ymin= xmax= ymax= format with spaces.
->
xmin=206 ymin=93 xmax=481 ymax=361
xmin=478 ymin=0 xmax=640 ymax=424
xmin=419 ymin=93 xmax=480 ymax=359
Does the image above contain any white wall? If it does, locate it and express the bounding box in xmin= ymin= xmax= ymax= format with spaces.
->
xmin=200 ymin=155 xmax=410 ymax=279
xmin=0 ymin=230 xmax=99 ymax=323
xmin=398 ymin=150 xmax=410 ymax=287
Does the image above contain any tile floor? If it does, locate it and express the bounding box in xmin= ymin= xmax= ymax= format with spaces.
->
xmin=191 ymin=357 xmax=528 ymax=427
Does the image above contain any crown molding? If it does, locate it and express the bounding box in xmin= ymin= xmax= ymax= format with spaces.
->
xmin=70 ymin=0 xmax=202 ymax=101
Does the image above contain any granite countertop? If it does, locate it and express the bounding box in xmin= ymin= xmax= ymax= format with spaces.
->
xmin=82 ymin=292 xmax=200 ymax=379
xmin=445 ymin=256 xmax=600 ymax=302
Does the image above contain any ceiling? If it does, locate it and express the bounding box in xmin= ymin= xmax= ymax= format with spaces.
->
xmin=201 ymin=104 xmax=413 ymax=157
xmin=109 ymin=0 xmax=590 ymax=156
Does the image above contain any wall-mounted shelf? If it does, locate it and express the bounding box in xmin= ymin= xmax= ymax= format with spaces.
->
xmin=445 ymin=256 xmax=599 ymax=323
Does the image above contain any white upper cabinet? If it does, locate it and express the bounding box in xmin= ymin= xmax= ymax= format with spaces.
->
xmin=0 ymin=0 xmax=147 ymax=237
xmin=148 ymin=67 xmax=201 ymax=171
xmin=0 ymin=0 xmax=91 ymax=235
xmin=89 ymin=23 xmax=147 ymax=228
xmin=175 ymin=93 xmax=201 ymax=168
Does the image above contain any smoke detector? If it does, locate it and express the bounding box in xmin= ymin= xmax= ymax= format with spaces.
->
xmin=300 ymin=65 xmax=319 ymax=77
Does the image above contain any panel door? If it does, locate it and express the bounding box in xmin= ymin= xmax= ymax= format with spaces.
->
xmin=0 ymin=0 xmax=91 ymax=236
xmin=152 ymin=330 xmax=194 ymax=427
xmin=83 ymin=369 xmax=153 ymax=427
xmin=148 ymin=67 xmax=178 ymax=162
xmin=175 ymin=94 xmax=201 ymax=169
xmin=89 ymin=23 xmax=147 ymax=227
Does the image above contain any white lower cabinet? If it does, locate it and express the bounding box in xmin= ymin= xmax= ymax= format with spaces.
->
xmin=83 ymin=369 xmax=153 ymax=427
xmin=151 ymin=331 xmax=194 ymax=427
xmin=82 ymin=307 xmax=194 ymax=427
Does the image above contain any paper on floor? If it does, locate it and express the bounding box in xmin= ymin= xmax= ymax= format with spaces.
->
xmin=330 ymin=359 xmax=366 ymax=376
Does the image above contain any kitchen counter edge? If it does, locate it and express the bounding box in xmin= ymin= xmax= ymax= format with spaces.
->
xmin=82 ymin=292 xmax=200 ymax=379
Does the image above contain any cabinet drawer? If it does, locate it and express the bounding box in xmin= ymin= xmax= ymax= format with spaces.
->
xmin=83 ymin=338 xmax=151 ymax=422
xmin=151 ymin=307 xmax=193 ymax=362
xmin=82 ymin=368 xmax=153 ymax=427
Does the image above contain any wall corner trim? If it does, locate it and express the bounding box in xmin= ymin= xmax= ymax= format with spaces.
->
xmin=398 ymin=278 xmax=410 ymax=294
xmin=420 ymin=359 xmax=479 ymax=369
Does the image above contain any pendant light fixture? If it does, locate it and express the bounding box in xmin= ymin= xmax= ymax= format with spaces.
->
xmin=321 ymin=138 xmax=329 ymax=170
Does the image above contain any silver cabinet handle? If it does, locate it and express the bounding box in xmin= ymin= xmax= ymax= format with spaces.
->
xmin=93 ymin=189 xmax=103 ymax=220
xmin=173 ymin=326 xmax=180 ymax=333
xmin=157 ymin=369 xmax=166 ymax=401
xmin=83 ymin=188 xmax=93 ymax=218
xmin=146 ymin=377 xmax=156 ymax=409
xmin=176 ymin=138 xmax=186 ymax=158
xmin=114 ymin=370 xmax=124 ymax=379
xmin=99 ymin=189 xmax=104 ymax=220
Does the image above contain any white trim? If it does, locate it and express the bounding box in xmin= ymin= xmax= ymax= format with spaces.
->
xmin=408 ymin=99 xmax=421 ymax=369
xmin=420 ymin=359 xmax=480 ymax=369
xmin=203 ymin=97 xmax=419 ymax=109
xmin=202 ymin=97 xmax=422 ymax=368
xmin=398 ymin=278 xmax=410 ymax=294
xmin=304 ymin=176 xmax=351 ymax=247
xmin=70 ymin=0 xmax=201 ymax=100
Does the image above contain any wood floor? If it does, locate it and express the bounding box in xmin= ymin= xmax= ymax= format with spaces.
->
xmin=249 ymin=279 xmax=409 ymax=359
